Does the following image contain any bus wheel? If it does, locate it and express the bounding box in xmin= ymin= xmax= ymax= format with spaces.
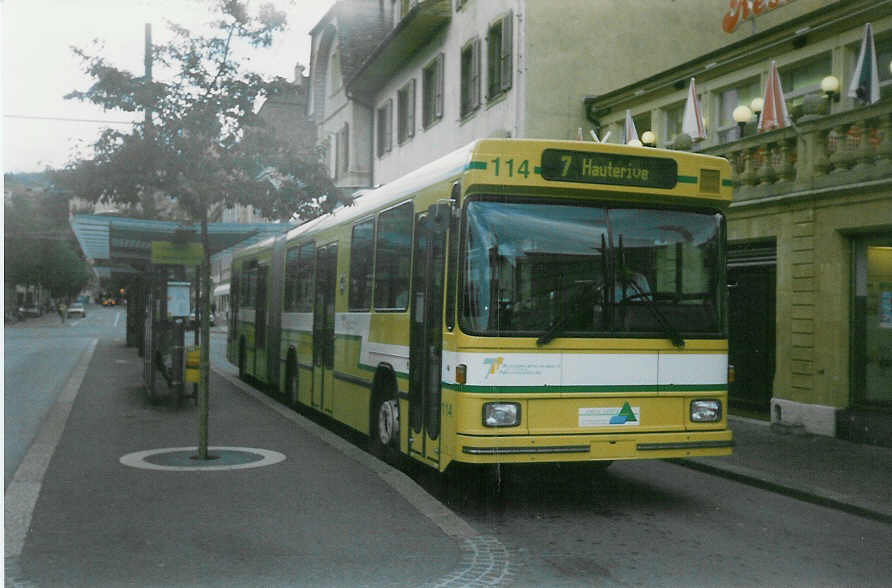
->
xmin=238 ymin=339 xmax=246 ymax=381
xmin=284 ymin=351 xmax=298 ymax=407
xmin=370 ymin=391 xmax=400 ymax=464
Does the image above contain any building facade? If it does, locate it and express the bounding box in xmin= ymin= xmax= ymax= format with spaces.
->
xmin=309 ymin=0 xmax=779 ymax=188
xmin=304 ymin=0 xmax=891 ymax=445
xmin=567 ymin=0 xmax=892 ymax=446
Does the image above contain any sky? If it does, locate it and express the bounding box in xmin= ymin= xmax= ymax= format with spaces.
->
xmin=2 ymin=0 xmax=337 ymax=174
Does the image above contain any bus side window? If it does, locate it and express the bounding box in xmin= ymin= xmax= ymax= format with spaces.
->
xmin=374 ymin=202 xmax=413 ymax=311
xmin=349 ymin=219 xmax=375 ymax=311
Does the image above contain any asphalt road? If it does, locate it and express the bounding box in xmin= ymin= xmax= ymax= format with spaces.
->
xmin=4 ymin=305 xmax=122 ymax=487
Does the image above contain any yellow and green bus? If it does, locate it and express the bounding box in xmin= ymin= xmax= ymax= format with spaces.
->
xmin=229 ymin=138 xmax=734 ymax=472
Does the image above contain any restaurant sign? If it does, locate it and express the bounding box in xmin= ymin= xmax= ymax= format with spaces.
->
xmin=722 ymin=0 xmax=798 ymax=33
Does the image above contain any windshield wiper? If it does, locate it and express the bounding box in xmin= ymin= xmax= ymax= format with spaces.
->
xmin=537 ymin=280 xmax=601 ymax=346
xmin=623 ymin=279 xmax=685 ymax=348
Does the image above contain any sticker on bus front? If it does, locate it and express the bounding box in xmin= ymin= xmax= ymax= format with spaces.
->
xmin=579 ymin=403 xmax=640 ymax=427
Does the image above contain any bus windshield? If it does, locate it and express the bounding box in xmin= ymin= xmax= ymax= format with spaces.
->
xmin=460 ymin=198 xmax=724 ymax=339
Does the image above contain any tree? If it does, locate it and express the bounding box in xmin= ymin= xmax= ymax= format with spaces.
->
xmin=58 ymin=1 xmax=340 ymax=459
xmin=4 ymin=175 xmax=91 ymax=301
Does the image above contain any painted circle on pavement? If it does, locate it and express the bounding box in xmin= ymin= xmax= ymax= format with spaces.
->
xmin=119 ymin=446 xmax=286 ymax=471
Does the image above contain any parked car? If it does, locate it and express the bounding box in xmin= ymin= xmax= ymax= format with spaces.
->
xmin=67 ymin=302 xmax=86 ymax=318
xmin=189 ymin=310 xmax=215 ymax=327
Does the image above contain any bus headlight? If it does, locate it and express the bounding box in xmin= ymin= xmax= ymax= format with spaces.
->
xmin=690 ymin=399 xmax=722 ymax=422
xmin=483 ymin=402 xmax=521 ymax=427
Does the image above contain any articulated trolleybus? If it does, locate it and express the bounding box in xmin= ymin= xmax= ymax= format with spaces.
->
xmin=229 ymin=138 xmax=734 ymax=473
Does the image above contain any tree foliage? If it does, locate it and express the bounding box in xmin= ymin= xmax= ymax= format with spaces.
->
xmin=4 ymin=175 xmax=91 ymax=299
xmin=57 ymin=0 xmax=340 ymax=222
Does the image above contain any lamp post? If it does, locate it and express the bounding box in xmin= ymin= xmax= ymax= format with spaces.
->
xmin=733 ymin=104 xmax=753 ymax=139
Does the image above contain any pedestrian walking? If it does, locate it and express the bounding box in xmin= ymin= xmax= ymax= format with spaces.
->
xmin=57 ymin=301 xmax=66 ymax=323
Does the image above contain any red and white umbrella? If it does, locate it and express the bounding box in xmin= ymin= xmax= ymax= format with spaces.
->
xmin=682 ymin=78 xmax=706 ymax=142
xmin=757 ymin=60 xmax=790 ymax=133
xmin=624 ymin=109 xmax=640 ymax=145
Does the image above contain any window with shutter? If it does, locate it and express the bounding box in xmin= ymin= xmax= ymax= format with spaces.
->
xmin=461 ymin=38 xmax=481 ymax=117
xmin=423 ymin=55 xmax=444 ymax=128
xmin=487 ymin=12 xmax=513 ymax=100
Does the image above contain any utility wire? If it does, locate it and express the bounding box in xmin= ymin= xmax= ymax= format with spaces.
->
xmin=4 ymin=114 xmax=136 ymax=125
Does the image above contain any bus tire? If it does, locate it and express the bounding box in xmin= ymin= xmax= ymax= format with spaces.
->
xmin=284 ymin=348 xmax=298 ymax=407
xmin=369 ymin=368 xmax=400 ymax=464
xmin=238 ymin=338 xmax=247 ymax=381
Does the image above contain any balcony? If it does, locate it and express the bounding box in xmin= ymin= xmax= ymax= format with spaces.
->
xmin=699 ymin=100 xmax=892 ymax=206
xmin=348 ymin=0 xmax=452 ymax=100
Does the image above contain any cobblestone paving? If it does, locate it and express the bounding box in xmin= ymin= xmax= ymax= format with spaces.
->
xmin=425 ymin=535 xmax=516 ymax=587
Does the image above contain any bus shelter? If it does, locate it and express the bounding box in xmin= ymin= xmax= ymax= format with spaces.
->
xmin=70 ymin=215 xmax=291 ymax=404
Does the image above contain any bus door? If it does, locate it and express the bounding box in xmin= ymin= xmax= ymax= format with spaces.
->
xmin=408 ymin=204 xmax=449 ymax=465
xmin=312 ymin=243 xmax=337 ymax=414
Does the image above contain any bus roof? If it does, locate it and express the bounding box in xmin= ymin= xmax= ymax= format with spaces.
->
xmin=236 ymin=139 xmax=732 ymax=258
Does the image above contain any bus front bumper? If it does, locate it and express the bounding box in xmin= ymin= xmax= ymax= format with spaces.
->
xmin=456 ymin=429 xmax=733 ymax=464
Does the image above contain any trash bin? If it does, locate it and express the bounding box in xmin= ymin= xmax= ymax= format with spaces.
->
xmin=185 ymin=346 xmax=200 ymax=383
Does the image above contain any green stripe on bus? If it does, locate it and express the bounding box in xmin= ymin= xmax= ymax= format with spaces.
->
xmin=677 ymin=175 xmax=698 ymax=184
xmin=468 ymin=161 xmax=487 ymax=170
xmin=442 ymin=383 xmax=727 ymax=393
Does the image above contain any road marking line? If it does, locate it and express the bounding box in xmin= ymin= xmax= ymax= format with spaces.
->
xmin=5 ymin=338 xmax=98 ymax=559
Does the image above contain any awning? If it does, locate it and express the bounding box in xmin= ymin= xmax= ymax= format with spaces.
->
xmin=70 ymin=215 xmax=293 ymax=280
xmin=213 ymin=284 xmax=230 ymax=297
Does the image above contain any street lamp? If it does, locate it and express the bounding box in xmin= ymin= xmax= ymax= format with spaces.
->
xmin=821 ymin=75 xmax=840 ymax=102
xmin=750 ymin=97 xmax=764 ymax=117
xmin=733 ymin=104 xmax=753 ymax=137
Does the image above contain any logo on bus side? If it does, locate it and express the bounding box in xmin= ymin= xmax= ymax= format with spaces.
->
xmin=579 ymin=403 xmax=640 ymax=427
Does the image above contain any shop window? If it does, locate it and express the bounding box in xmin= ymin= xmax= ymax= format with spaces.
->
xmin=397 ymin=79 xmax=416 ymax=144
xmin=374 ymin=202 xmax=413 ymax=310
xmin=487 ymin=13 xmax=513 ymax=100
xmin=461 ymin=38 xmax=481 ymax=118
xmin=377 ymin=99 xmax=393 ymax=157
xmin=853 ymin=238 xmax=892 ymax=408
xmin=716 ymin=78 xmax=760 ymax=143
xmin=349 ymin=219 xmax=375 ymax=311
xmin=422 ymin=54 xmax=444 ymax=128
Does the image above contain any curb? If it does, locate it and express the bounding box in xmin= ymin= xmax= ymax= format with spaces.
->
xmin=674 ymin=458 xmax=892 ymax=524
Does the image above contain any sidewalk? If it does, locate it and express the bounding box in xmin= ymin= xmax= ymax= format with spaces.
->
xmin=680 ymin=416 xmax=892 ymax=523
xmin=5 ymin=338 xmax=486 ymax=587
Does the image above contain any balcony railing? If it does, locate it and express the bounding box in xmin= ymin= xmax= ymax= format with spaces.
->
xmin=698 ymin=100 xmax=892 ymax=204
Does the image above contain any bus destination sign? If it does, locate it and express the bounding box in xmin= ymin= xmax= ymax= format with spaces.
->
xmin=540 ymin=149 xmax=678 ymax=189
